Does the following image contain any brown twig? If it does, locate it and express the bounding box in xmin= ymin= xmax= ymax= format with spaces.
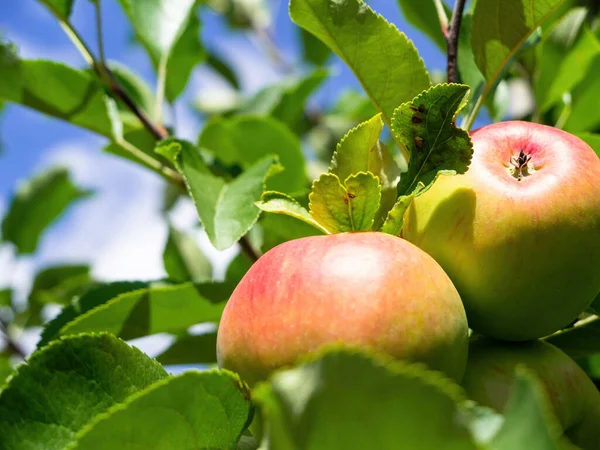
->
xmin=446 ymin=0 xmax=467 ymax=83
xmin=238 ymin=233 xmax=261 ymax=262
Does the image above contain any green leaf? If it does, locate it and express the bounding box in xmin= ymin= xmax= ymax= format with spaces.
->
xmin=156 ymin=330 xmax=218 ymax=365
xmin=290 ymin=0 xmax=430 ymax=129
xmin=206 ymin=49 xmax=240 ymax=89
xmin=563 ymin=57 xmax=600 ymax=133
xmin=38 ymin=0 xmax=74 ymax=20
xmin=260 ymin=213 xmax=324 ymax=252
xmin=164 ymin=13 xmax=207 ymax=102
xmin=309 ymin=172 xmax=381 ymax=233
xmin=489 ymin=368 xmax=562 ymax=450
xmin=237 ymin=69 xmax=329 ymax=135
xmin=1 ymin=167 xmax=92 ymax=254
xmin=534 ymin=8 xmax=590 ymax=112
xmin=58 ymin=282 xmax=233 ymax=341
xmin=68 ymin=370 xmax=253 ymax=450
xmin=108 ymin=63 xmax=155 ymax=115
xmin=575 ymin=133 xmax=600 ymax=156
xmin=0 ymin=333 xmax=168 ymax=450
xmin=300 ymin=28 xmax=331 ymax=66
xmin=253 ymin=347 xmax=477 ymax=449
xmin=472 ymin=0 xmax=567 ymax=83
xmin=159 ymin=139 xmax=283 ymax=250
xmin=329 ymin=113 xmax=384 ymax=182
xmin=29 ymin=265 xmax=92 ymax=306
xmin=39 ymin=282 xmax=149 ymax=348
xmin=538 ymin=27 xmax=600 ymax=112
xmin=199 ymin=116 xmax=307 ymax=194
xmin=457 ymin=14 xmax=485 ymax=112
xmin=397 ymin=0 xmax=448 ymax=49
xmin=380 ymin=182 xmax=425 ymax=236
xmin=0 ymin=356 xmax=13 ymax=386
xmin=392 ymin=83 xmax=473 ymax=196
xmin=163 ymin=226 xmax=212 ymax=283
xmin=0 ymin=289 xmax=12 ymax=307
xmin=0 ymin=47 xmax=121 ymax=138
xmin=103 ymin=128 xmax=159 ymax=168
xmin=255 ymin=191 xmax=329 ymax=234
xmin=544 ymin=316 xmax=600 ymax=359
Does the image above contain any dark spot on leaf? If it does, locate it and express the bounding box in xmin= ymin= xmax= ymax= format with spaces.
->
xmin=414 ymin=136 xmax=424 ymax=150
xmin=412 ymin=115 xmax=424 ymax=124
xmin=343 ymin=196 xmax=349 ymax=205
xmin=435 ymin=159 xmax=442 ymax=166
xmin=417 ymin=104 xmax=426 ymax=113
xmin=348 ymin=193 xmax=356 ymax=199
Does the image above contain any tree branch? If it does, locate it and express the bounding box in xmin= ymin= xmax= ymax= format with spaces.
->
xmin=446 ymin=0 xmax=467 ymax=83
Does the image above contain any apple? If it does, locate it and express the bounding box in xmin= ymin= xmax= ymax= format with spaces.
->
xmin=402 ymin=121 xmax=600 ymax=341
xmin=216 ymin=232 xmax=469 ymax=385
xmin=462 ymin=337 xmax=600 ymax=449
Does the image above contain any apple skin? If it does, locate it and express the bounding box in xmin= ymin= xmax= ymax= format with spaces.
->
xmin=402 ymin=121 xmax=600 ymax=341
xmin=216 ymin=232 xmax=469 ymax=385
xmin=462 ymin=337 xmax=600 ymax=449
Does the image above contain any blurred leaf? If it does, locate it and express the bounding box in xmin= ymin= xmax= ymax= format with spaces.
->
xmin=0 ymin=356 xmax=13 ymax=386
xmin=38 ymin=0 xmax=74 ymax=20
xmin=224 ymin=252 xmax=253 ymax=284
xmin=309 ymin=172 xmax=381 ymax=233
xmin=392 ymin=83 xmax=472 ymax=196
xmin=103 ymin=128 xmax=160 ymax=167
xmin=0 ymin=289 xmax=11 ymax=307
xmin=163 ymin=226 xmax=212 ymax=282
xmin=107 ymin=63 xmax=155 ymax=115
xmin=39 ymin=282 xmax=148 ymax=348
xmin=563 ymin=57 xmax=600 ymax=132
xmin=0 ymin=45 xmax=122 ymax=138
xmin=538 ymin=27 xmax=600 ymax=112
xmin=117 ymin=0 xmax=200 ymax=103
xmin=207 ymin=0 xmax=271 ymax=29
xmin=544 ymin=316 xmax=600 ymax=359
xmin=255 ymin=191 xmax=329 ymax=234
xmin=290 ymin=0 xmax=430 ymax=130
xmin=237 ymin=434 xmax=259 ymax=450
xmin=300 ymin=28 xmax=331 ymax=66
xmin=1 ymin=167 xmax=91 ymax=255
xmin=397 ymin=0 xmax=448 ymax=49
xmin=29 ymin=265 xmax=91 ymax=306
xmin=0 ymin=333 xmax=168 ymax=450
xmin=206 ymin=49 xmax=240 ymax=89
xmin=576 ymin=132 xmax=600 ymax=155
xmin=472 ymin=0 xmax=567 ymax=84
xmin=199 ymin=116 xmax=307 ymax=193
xmin=162 ymin=182 xmax=183 ymax=213
xmin=489 ymin=368 xmax=562 ymax=449
xmin=69 ymin=370 xmax=253 ymax=450
xmin=164 ymin=13 xmax=207 ymax=102
xmin=157 ymin=139 xmax=282 ymax=250
xmin=237 ymin=69 xmax=329 ymax=135
xmin=534 ymin=8 xmax=589 ymax=111
xmin=58 ymin=282 xmax=233 ymax=341
xmin=253 ymin=347 xmax=477 ymax=449
xmin=260 ymin=212 xmax=323 ymax=252
xmin=156 ymin=330 xmax=217 ymax=365
xmin=458 ymin=14 xmax=485 ymax=113
xmin=381 ymin=182 xmax=425 ymax=236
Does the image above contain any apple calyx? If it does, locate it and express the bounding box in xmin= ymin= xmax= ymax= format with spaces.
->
xmin=509 ymin=149 xmax=533 ymax=181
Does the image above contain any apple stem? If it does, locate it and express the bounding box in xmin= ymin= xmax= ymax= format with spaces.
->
xmin=446 ymin=0 xmax=467 ymax=83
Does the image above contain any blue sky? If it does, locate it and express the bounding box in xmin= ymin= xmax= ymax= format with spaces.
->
xmin=0 ymin=0 xmax=490 ymax=352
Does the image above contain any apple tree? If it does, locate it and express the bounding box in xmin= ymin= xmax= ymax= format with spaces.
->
xmin=1 ymin=0 xmax=600 ymax=448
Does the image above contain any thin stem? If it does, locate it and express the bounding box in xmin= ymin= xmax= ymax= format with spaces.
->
xmin=462 ymin=94 xmax=483 ymax=131
xmin=434 ymin=0 xmax=449 ymax=38
xmin=154 ymin=56 xmax=168 ymax=124
xmin=94 ymin=0 xmax=107 ymax=68
xmin=446 ymin=0 xmax=467 ymax=83
xmin=118 ymin=139 xmax=185 ymax=188
xmin=59 ymin=20 xmax=96 ymax=66
xmin=238 ymin=234 xmax=261 ymax=262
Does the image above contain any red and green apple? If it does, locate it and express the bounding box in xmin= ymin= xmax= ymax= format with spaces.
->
xmin=403 ymin=121 xmax=600 ymax=340
xmin=216 ymin=232 xmax=469 ymax=385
